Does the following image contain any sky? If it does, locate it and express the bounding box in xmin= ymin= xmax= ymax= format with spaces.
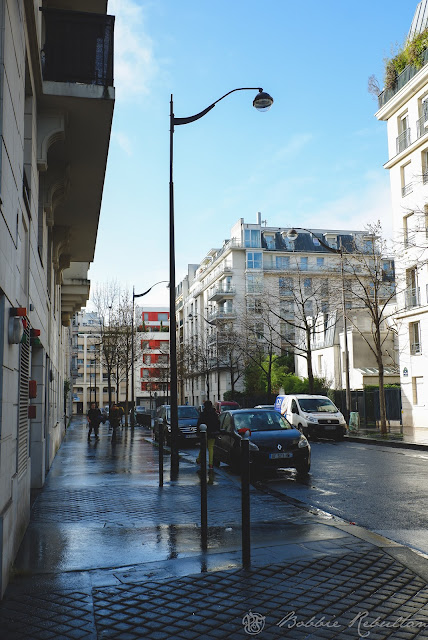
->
xmin=87 ymin=0 xmax=416 ymax=308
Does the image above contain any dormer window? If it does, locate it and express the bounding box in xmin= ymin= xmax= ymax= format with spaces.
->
xmin=264 ymin=234 xmax=275 ymax=249
xmin=324 ymin=234 xmax=337 ymax=249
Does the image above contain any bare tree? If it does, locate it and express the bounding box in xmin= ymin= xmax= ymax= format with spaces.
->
xmin=342 ymin=222 xmax=398 ymax=434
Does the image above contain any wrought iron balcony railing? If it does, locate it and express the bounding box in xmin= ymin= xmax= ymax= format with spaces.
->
xmin=41 ymin=8 xmax=114 ymax=86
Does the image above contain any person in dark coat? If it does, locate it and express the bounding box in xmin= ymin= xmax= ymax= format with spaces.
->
xmin=87 ymin=403 xmax=101 ymax=440
xmin=196 ymin=400 xmax=220 ymax=469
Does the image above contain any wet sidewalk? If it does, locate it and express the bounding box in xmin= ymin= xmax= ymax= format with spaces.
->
xmin=1 ymin=417 xmax=428 ymax=639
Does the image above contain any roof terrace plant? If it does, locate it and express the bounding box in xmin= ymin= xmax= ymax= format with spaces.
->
xmin=384 ymin=27 xmax=428 ymax=90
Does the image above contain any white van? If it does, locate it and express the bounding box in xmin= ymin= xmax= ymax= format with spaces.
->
xmin=275 ymin=394 xmax=347 ymax=441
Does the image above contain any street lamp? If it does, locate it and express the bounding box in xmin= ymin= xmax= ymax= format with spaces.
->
xmin=169 ymin=87 xmax=273 ymax=474
xmin=131 ymin=281 xmax=169 ymax=428
xmin=286 ymin=228 xmax=351 ymax=422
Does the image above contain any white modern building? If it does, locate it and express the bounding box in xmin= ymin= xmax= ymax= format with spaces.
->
xmin=376 ymin=0 xmax=428 ymax=429
xmin=0 ymin=1 xmax=114 ymax=596
xmin=176 ymin=214 xmax=379 ymax=405
xmin=135 ymin=307 xmax=170 ymax=412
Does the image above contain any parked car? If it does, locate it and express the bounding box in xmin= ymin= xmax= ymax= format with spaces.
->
xmin=134 ymin=406 xmax=151 ymax=426
xmin=275 ymin=394 xmax=347 ymax=441
xmin=153 ymin=405 xmax=199 ymax=445
xmin=215 ymin=400 xmax=240 ymax=414
xmin=213 ymin=409 xmax=311 ymax=474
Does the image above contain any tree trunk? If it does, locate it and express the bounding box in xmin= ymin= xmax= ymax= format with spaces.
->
xmin=378 ymin=358 xmax=387 ymax=435
xmin=306 ymin=327 xmax=314 ymax=393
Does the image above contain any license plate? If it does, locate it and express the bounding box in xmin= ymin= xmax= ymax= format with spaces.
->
xmin=324 ymin=425 xmax=336 ymax=431
xmin=269 ymin=452 xmax=293 ymax=459
xmin=184 ymin=434 xmax=196 ymax=438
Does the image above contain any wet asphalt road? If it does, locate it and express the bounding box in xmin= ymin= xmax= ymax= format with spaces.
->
xmin=256 ymin=440 xmax=428 ymax=556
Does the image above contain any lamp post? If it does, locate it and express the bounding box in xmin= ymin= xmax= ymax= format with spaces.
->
xmin=169 ymin=87 xmax=273 ymax=474
xmin=131 ymin=281 xmax=169 ymax=428
xmin=287 ymin=228 xmax=351 ymax=422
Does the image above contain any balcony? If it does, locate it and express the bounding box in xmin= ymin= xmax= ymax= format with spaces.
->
xmin=208 ymin=285 xmax=236 ymax=301
xmin=378 ymin=49 xmax=428 ymax=109
xmin=39 ymin=8 xmax=115 ymax=267
xmin=41 ymin=9 xmax=113 ymax=86
xmin=410 ymin=342 xmax=422 ymax=355
xmin=405 ymin=286 xmax=420 ymax=309
xmin=402 ymin=183 xmax=413 ymax=198
xmin=396 ymin=129 xmax=411 ymax=155
xmin=208 ymin=310 xmax=236 ymax=323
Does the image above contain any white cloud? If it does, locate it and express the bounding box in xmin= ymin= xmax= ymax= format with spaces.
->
xmin=302 ymin=178 xmax=393 ymax=239
xmin=273 ymin=133 xmax=314 ymax=161
xmin=112 ymin=131 xmax=133 ymax=156
xmin=108 ymin=0 xmax=158 ymax=99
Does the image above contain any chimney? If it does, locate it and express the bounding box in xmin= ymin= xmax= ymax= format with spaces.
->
xmin=257 ymin=211 xmax=262 ymax=225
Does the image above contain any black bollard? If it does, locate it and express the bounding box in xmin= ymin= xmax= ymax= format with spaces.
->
xmin=199 ymin=424 xmax=208 ymax=551
xmin=158 ymin=420 xmax=164 ymax=488
xmin=241 ymin=430 xmax=251 ymax=568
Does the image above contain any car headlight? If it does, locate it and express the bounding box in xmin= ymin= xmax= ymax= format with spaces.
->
xmin=305 ymin=415 xmax=317 ymax=423
xmin=298 ymin=436 xmax=309 ymax=448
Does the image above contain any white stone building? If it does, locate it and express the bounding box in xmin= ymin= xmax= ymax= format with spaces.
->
xmin=176 ymin=214 xmax=377 ymax=405
xmin=376 ymin=0 xmax=428 ymax=429
xmin=0 ymin=1 xmax=114 ymax=596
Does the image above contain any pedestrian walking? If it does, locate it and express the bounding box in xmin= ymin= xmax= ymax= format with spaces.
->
xmin=87 ymin=403 xmax=101 ymax=440
xmin=196 ymin=400 xmax=220 ymax=469
xmin=109 ymin=402 xmax=121 ymax=440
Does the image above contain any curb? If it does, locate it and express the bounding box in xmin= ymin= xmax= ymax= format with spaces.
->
xmin=345 ymin=435 xmax=428 ymax=451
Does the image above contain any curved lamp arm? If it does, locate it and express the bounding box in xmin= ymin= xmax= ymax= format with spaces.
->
xmin=172 ymin=87 xmax=273 ymax=127
xmin=287 ymin=227 xmax=342 ymax=255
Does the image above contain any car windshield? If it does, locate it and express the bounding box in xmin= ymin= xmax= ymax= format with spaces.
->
xmin=178 ymin=407 xmax=199 ymax=419
xmin=233 ymin=411 xmax=292 ymax=432
xmin=298 ymin=398 xmax=338 ymax=413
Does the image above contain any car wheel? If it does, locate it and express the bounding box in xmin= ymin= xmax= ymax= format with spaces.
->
xmin=295 ymin=459 xmax=310 ymax=474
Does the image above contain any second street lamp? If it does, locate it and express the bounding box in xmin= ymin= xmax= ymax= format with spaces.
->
xmin=169 ymin=87 xmax=273 ymax=475
xmin=131 ymin=281 xmax=169 ymax=428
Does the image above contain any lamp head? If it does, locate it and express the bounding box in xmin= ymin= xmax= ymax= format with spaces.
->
xmin=286 ymin=228 xmax=299 ymax=241
xmin=253 ymin=90 xmax=274 ymax=112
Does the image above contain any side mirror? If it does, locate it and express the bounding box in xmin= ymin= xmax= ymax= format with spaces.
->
xmin=238 ymin=427 xmax=251 ymax=437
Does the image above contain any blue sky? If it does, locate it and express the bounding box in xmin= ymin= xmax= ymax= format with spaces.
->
xmin=88 ymin=0 xmax=416 ymax=308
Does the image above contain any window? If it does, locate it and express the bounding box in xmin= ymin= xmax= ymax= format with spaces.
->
xmin=246 ymin=274 xmax=263 ymax=293
xmin=247 ymin=298 xmax=263 ymax=314
xmin=247 ymin=251 xmax=262 ymax=269
xmin=253 ymin=322 xmax=264 ymax=340
xmin=244 ymin=229 xmax=261 ymax=248
xmin=158 ymin=313 xmax=169 ymax=321
xmin=143 ymin=354 xmax=151 ymax=364
xmin=276 ymin=256 xmax=290 ymax=270
xmin=412 ymin=376 xmax=424 ymax=405
xmin=422 ymin=150 xmax=428 ymax=183
xmin=397 ymin=113 xmax=410 ymax=153
xmin=410 ymin=322 xmax=421 ymax=355
xmin=279 ymin=277 xmax=293 ymax=296
xmin=264 ymin=234 xmax=275 ymax=249
xmin=304 ymin=278 xmax=312 ymax=290
xmin=300 ymin=257 xmax=308 ymax=271
xmin=405 ymin=267 xmax=419 ymax=308
xmin=401 ymin=162 xmax=413 ymax=197
xmin=317 ymin=257 xmax=325 ymax=269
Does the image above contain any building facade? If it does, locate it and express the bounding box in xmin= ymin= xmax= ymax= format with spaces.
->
xmin=176 ymin=214 xmax=378 ymax=405
xmin=376 ymin=0 xmax=428 ymax=429
xmin=135 ymin=307 xmax=170 ymax=412
xmin=0 ymin=1 xmax=114 ymax=596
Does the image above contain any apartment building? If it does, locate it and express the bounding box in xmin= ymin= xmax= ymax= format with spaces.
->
xmin=135 ymin=307 xmax=170 ymax=412
xmin=376 ymin=0 xmax=428 ymax=429
xmin=176 ymin=214 xmax=378 ymax=406
xmin=0 ymin=1 xmax=114 ymax=596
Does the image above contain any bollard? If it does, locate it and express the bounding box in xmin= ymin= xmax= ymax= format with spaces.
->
xmin=199 ymin=424 xmax=208 ymax=551
xmin=158 ymin=421 xmax=164 ymax=488
xmin=241 ymin=430 xmax=251 ymax=568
